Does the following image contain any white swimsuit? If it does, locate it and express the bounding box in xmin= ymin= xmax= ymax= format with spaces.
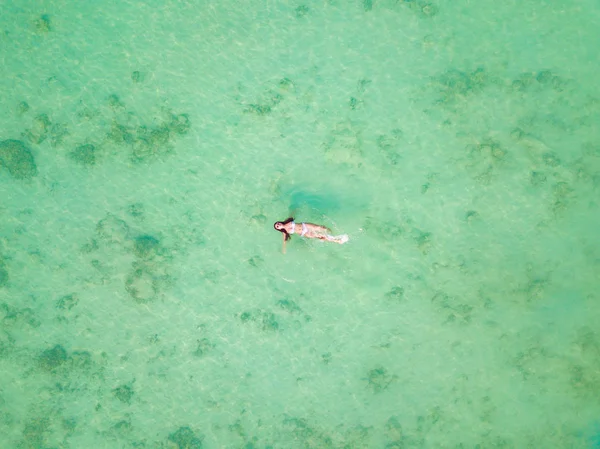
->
xmin=289 ymin=221 xmax=308 ymax=237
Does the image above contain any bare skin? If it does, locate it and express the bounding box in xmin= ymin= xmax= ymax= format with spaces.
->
xmin=274 ymin=217 xmax=349 ymax=253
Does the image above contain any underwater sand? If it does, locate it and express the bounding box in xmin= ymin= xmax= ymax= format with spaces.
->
xmin=1 ymin=0 xmax=599 ymax=447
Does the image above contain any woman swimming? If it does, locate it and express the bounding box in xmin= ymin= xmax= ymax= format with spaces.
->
xmin=274 ymin=217 xmax=349 ymax=252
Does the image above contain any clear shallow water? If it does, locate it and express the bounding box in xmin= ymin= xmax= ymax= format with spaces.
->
xmin=1 ymin=0 xmax=599 ymax=447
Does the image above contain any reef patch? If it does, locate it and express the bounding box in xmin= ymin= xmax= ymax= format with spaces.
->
xmin=0 ymin=139 xmax=37 ymax=179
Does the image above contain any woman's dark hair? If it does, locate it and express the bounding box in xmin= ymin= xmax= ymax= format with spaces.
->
xmin=274 ymin=217 xmax=294 ymax=241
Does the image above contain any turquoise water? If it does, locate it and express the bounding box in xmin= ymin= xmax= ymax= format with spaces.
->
xmin=1 ymin=0 xmax=599 ymax=447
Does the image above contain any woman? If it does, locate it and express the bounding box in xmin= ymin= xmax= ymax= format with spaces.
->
xmin=274 ymin=217 xmax=349 ymax=253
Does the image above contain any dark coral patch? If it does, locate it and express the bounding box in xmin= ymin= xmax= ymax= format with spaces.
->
xmin=168 ymin=113 xmax=191 ymax=135
xmin=133 ymin=235 xmax=160 ymax=259
xmin=0 ymin=267 xmax=7 ymax=287
xmin=0 ymin=257 xmax=7 ymax=287
xmin=168 ymin=426 xmax=203 ymax=449
xmin=69 ymin=144 xmax=96 ymax=166
xmin=35 ymin=14 xmax=52 ymax=33
xmin=113 ymin=383 xmax=134 ymax=404
xmin=38 ymin=345 xmax=68 ymax=371
xmin=0 ymin=139 xmax=37 ymax=179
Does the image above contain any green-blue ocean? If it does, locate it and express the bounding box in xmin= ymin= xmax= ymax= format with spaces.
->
xmin=1 ymin=0 xmax=599 ymax=447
